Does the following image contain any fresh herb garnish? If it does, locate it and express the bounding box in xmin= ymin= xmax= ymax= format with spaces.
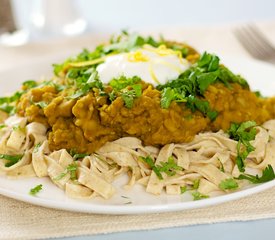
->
xmin=34 ymin=101 xmax=48 ymax=109
xmin=157 ymin=52 xmax=248 ymax=118
xmin=0 ymin=124 xmax=6 ymax=129
xmin=67 ymin=68 xmax=104 ymax=99
xmin=0 ymin=91 xmax=23 ymax=114
xmin=33 ymin=143 xmax=42 ymax=153
xmin=236 ymin=164 xmax=275 ymax=184
xmin=140 ymin=156 xmax=163 ymax=180
xmin=180 ymin=186 xmax=187 ymax=194
xmin=218 ymin=159 xmax=225 ymax=172
xmin=192 ymin=191 xmax=209 ymax=201
xmin=22 ymin=80 xmax=38 ymax=89
xmin=0 ymin=154 xmax=23 ymax=167
xmin=29 ymin=184 xmax=43 ymax=196
xmin=69 ymin=149 xmax=89 ymax=160
xmin=140 ymin=156 xmax=182 ymax=180
xmin=54 ymin=163 xmax=78 ymax=181
xmin=109 ymin=76 xmax=142 ymax=108
xmin=193 ymin=179 xmax=200 ymax=189
xmin=109 ymin=75 xmax=141 ymax=90
xmin=219 ymin=178 xmax=239 ymax=190
xmin=228 ymin=121 xmax=257 ymax=172
xmin=157 ymin=156 xmax=183 ymax=177
xmin=53 ymin=32 xmax=164 ymax=76
xmin=186 ymin=96 xmax=218 ymax=121
xmin=72 ymin=153 xmax=89 ymax=160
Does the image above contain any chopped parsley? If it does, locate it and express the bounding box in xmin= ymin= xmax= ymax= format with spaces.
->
xmin=228 ymin=121 xmax=257 ymax=172
xmin=193 ymin=179 xmax=200 ymax=189
xmin=109 ymin=76 xmax=143 ymax=108
xmin=157 ymin=156 xmax=183 ymax=176
xmin=140 ymin=156 xmax=183 ymax=180
xmin=180 ymin=186 xmax=187 ymax=194
xmin=0 ymin=154 xmax=23 ymax=167
xmin=54 ymin=163 xmax=78 ymax=181
xmin=157 ymin=52 xmax=248 ymax=119
xmin=109 ymin=75 xmax=141 ymax=90
xmin=192 ymin=191 xmax=209 ymax=201
xmin=236 ymin=164 xmax=275 ymax=184
xmin=22 ymin=80 xmax=38 ymax=90
xmin=34 ymin=101 xmax=48 ymax=109
xmin=120 ymin=85 xmax=142 ymax=108
xmin=69 ymin=149 xmax=89 ymax=160
xmin=219 ymin=178 xmax=239 ymax=190
xmin=33 ymin=143 xmax=42 ymax=153
xmin=67 ymin=68 xmax=104 ymax=99
xmin=72 ymin=153 xmax=89 ymax=160
xmin=140 ymin=156 xmax=163 ymax=180
xmin=218 ymin=159 xmax=225 ymax=172
xmin=53 ymin=31 xmax=164 ymax=76
xmin=0 ymin=91 xmax=23 ymax=115
xmin=29 ymin=184 xmax=43 ymax=196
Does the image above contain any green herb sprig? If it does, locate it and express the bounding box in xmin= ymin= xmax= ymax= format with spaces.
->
xmin=236 ymin=164 xmax=275 ymax=183
xmin=140 ymin=156 xmax=183 ymax=180
xmin=0 ymin=154 xmax=23 ymax=167
xmin=29 ymin=184 xmax=43 ymax=196
xmin=219 ymin=178 xmax=239 ymax=190
xmin=228 ymin=121 xmax=257 ymax=172
xmin=54 ymin=163 xmax=78 ymax=181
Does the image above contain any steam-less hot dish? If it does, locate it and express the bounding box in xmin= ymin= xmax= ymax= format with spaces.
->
xmin=1 ymin=32 xmax=275 ymax=201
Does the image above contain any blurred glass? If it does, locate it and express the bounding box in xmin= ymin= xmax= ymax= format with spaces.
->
xmin=0 ymin=0 xmax=88 ymax=46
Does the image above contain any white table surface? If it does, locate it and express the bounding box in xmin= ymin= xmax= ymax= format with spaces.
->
xmin=5 ymin=1 xmax=275 ymax=239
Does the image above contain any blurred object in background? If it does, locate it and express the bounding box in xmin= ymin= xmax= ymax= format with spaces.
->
xmin=27 ymin=0 xmax=87 ymax=39
xmin=0 ymin=0 xmax=88 ymax=46
xmin=0 ymin=0 xmax=16 ymax=34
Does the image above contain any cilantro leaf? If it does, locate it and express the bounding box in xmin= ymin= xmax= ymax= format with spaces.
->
xmin=140 ymin=156 xmax=183 ymax=180
xmin=140 ymin=156 xmax=163 ymax=180
xmin=186 ymin=96 xmax=218 ymax=121
xmin=219 ymin=178 xmax=239 ymax=190
xmin=109 ymin=76 xmax=143 ymax=108
xmin=193 ymin=179 xmax=200 ymax=189
xmin=22 ymin=80 xmax=38 ymax=89
xmin=54 ymin=163 xmax=78 ymax=181
xmin=197 ymin=71 xmax=219 ymax=94
xmin=236 ymin=165 xmax=275 ymax=183
xmin=180 ymin=186 xmax=187 ymax=194
xmin=121 ymin=90 xmax=136 ymax=108
xmin=0 ymin=154 xmax=23 ymax=167
xmin=192 ymin=191 xmax=209 ymax=200
xmin=34 ymin=101 xmax=48 ymax=109
xmin=29 ymin=184 xmax=43 ymax=196
xmin=72 ymin=153 xmax=89 ymax=160
xmin=67 ymin=69 xmax=104 ymax=99
xmin=157 ymin=156 xmax=183 ymax=177
xmin=109 ymin=75 xmax=141 ymax=91
xmin=228 ymin=121 xmax=257 ymax=172
xmin=33 ymin=143 xmax=42 ymax=153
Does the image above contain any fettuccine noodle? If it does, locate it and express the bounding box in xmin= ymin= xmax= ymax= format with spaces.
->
xmin=1 ymin=115 xmax=274 ymax=199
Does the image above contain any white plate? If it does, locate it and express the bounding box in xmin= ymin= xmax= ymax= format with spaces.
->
xmin=0 ymin=55 xmax=275 ymax=215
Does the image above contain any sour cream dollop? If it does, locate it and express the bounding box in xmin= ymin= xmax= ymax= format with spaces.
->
xmin=96 ymin=45 xmax=190 ymax=86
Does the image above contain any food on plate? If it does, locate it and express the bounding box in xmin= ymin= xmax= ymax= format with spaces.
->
xmin=0 ymin=32 xmax=275 ymax=201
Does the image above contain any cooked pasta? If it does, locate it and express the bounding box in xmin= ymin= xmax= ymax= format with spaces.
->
xmin=1 ymin=115 xmax=275 ymax=199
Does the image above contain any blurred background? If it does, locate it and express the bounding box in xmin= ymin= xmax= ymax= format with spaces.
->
xmin=0 ymin=0 xmax=275 ymax=74
xmin=1 ymin=0 xmax=275 ymax=45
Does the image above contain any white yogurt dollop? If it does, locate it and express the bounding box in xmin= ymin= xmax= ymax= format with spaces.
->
xmin=96 ymin=46 xmax=190 ymax=86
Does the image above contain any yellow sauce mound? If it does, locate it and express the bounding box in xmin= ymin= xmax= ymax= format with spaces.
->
xmin=16 ymin=81 xmax=275 ymax=153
